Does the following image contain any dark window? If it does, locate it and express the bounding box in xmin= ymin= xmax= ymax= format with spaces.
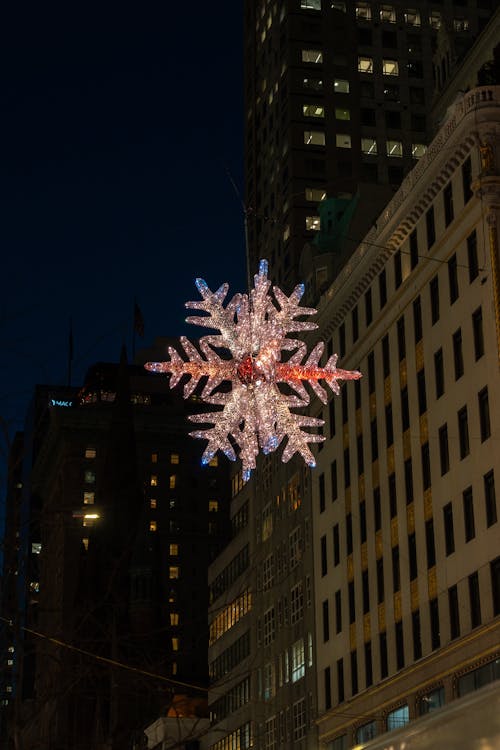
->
xmin=448 ymin=253 xmax=459 ymax=304
xmin=430 ymin=276 xmax=439 ymax=324
xmin=333 ymin=524 xmax=340 ymax=566
xmin=444 ymin=502 xmax=455 ymax=556
xmin=324 ymin=667 xmax=332 ymax=710
xmin=339 ymin=322 xmax=346 ymax=357
xmin=376 ymin=558 xmax=384 ymax=604
xmin=362 ymin=570 xmax=370 ymax=614
xmin=329 ymin=398 xmax=336 ymax=438
xmin=331 ymin=460 xmax=338 ymax=502
xmin=380 ymin=632 xmax=388 ymax=678
xmin=360 ymin=500 xmax=367 ymax=543
xmin=430 ymin=598 xmax=440 ymax=650
xmin=392 ymin=545 xmax=400 ymax=592
xmin=335 ymin=589 xmax=342 ymax=633
xmin=404 ymin=457 xmax=413 ymax=505
xmin=323 ymin=599 xmax=330 ymax=642
xmin=373 ymin=487 xmax=381 ymax=531
xmin=412 ymin=610 xmax=422 ymax=660
xmin=365 ymin=642 xmax=373 ymax=688
xmin=408 ymin=532 xmax=417 ymax=580
xmin=434 ymin=348 xmax=444 ymax=398
xmin=484 ymin=470 xmax=497 ymax=527
xmin=426 ymin=205 xmax=436 ymax=248
xmin=397 ymin=316 xmax=406 ymax=360
xmin=449 ymin=585 xmax=460 ymax=639
xmin=462 ymin=156 xmax=472 ymax=204
xmin=491 ymin=557 xmax=500 ymax=616
xmin=321 ymin=534 xmax=327 ymax=576
xmin=453 ymin=329 xmax=464 ymax=380
xmin=344 ymin=446 xmax=351 ymax=488
xmin=379 ymin=269 xmax=387 ymax=308
xmin=368 ymin=352 xmax=375 ymax=393
xmin=473 ymin=307 xmax=484 ymax=360
xmin=382 ymin=334 xmax=390 ymax=377
xmin=342 ymin=388 xmax=348 ymax=424
xmin=348 ymin=581 xmax=355 ymax=624
xmin=458 ymin=406 xmax=470 ymax=459
xmin=371 ymin=418 xmax=379 ymax=462
xmin=389 ymin=473 xmax=397 ymax=518
xmin=426 ymin=518 xmax=436 ymax=568
xmin=385 ymin=403 xmax=394 ymax=447
xmin=395 ymin=621 xmax=405 ymax=670
xmin=467 ymin=230 xmax=478 ymax=282
xmin=469 ymin=571 xmax=481 ymax=628
xmin=401 ymin=386 xmax=410 ymax=432
xmin=413 ymin=296 xmax=422 ymax=343
xmin=365 ymin=288 xmax=373 ymax=325
xmin=352 ymin=306 xmax=359 ymax=342
xmin=417 ymin=369 xmax=427 ymax=415
xmin=394 ymin=250 xmax=402 ymax=288
xmin=351 ymin=650 xmax=358 ymax=696
xmin=410 ymin=229 xmax=419 ymax=269
xmin=463 ymin=486 xmax=475 ymax=542
xmin=421 ymin=442 xmax=431 ymax=490
xmin=361 ymin=107 xmax=376 ymax=126
xmin=319 ymin=473 xmax=326 ymax=513
xmin=346 ymin=513 xmax=353 ymax=555
xmin=478 ymin=387 xmax=491 ymax=442
xmin=438 ymin=424 xmax=449 ymax=475
xmin=337 ymin=658 xmax=345 ymax=703
xmin=444 ymin=183 xmax=454 ymax=226
xmin=355 ymin=379 xmax=361 ymax=410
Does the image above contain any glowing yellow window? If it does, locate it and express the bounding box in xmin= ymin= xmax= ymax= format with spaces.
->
xmin=306 ymin=216 xmax=321 ymax=231
xmin=169 ymin=475 xmax=177 ymax=489
xmin=170 ymin=452 xmax=180 ymax=465
xmin=383 ymin=59 xmax=399 ymax=76
xmin=85 ymin=449 xmax=96 ymax=459
xmin=83 ymin=492 xmax=95 ymax=505
xmin=209 ymin=456 xmax=218 ymax=467
xmin=172 ymin=662 xmax=178 ymax=675
xmin=151 ymin=452 xmax=158 ymax=463
xmin=172 ymin=637 xmax=179 ymax=651
xmin=209 ymin=500 xmax=219 ymax=513
xmin=150 ymin=475 xmax=158 ymax=487
xmin=170 ymin=613 xmax=180 ymax=626
xmin=149 ymin=520 xmax=157 ymax=532
xmin=169 ymin=566 xmax=180 ymax=579
xmin=169 ymin=543 xmax=179 ymax=556
xmin=303 ymin=104 xmax=325 ymax=118
xmin=150 ymin=498 xmax=157 ymax=509
xmin=82 ymin=538 xmax=89 ymax=551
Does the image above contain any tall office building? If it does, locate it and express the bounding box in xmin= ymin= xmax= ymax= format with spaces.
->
xmin=244 ymin=0 xmax=494 ymax=292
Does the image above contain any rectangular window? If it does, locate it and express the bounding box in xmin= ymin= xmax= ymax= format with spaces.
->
xmin=337 ymin=659 xmax=345 ymax=703
xmin=458 ymin=406 xmax=470 ymax=459
xmin=421 ymin=442 xmax=431 ymax=490
xmin=434 ymin=348 xmax=444 ymax=398
xmin=444 ymin=502 xmax=455 ymax=556
xmin=355 ymin=379 xmax=361 ymax=410
xmin=383 ymin=59 xmax=399 ymax=75
xmin=389 ymin=473 xmax=397 ymax=518
xmin=292 ymin=698 xmax=306 ymax=740
xmin=291 ymin=639 xmax=305 ymax=683
xmin=335 ymin=589 xmax=342 ymax=633
xmin=322 ymin=600 xmax=330 ymax=642
xmin=395 ymin=621 xmax=405 ymax=670
xmin=439 ymin=424 xmax=449 ymax=475
xmin=320 ymin=535 xmax=327 ymax=576
xmin=334 ymin=78 xmax=349 ymax=93
xmin=358 ymin=56 xmax=374 ymax=73
xmin=387 ymin=139 xmax=403 ymax=156
xmin=367 ymin=351 xmax=375 ymax=393
xmin=417 ymin=369 xmax=427 ymax=415
xmin=335 ymin=107 xmax=350 ymax=120
xmin=365 ymin=642 xmax=373 ymax=688
xmin=401 ymin=386 xmax=410 ymax=432
xmin=331 ymin=459 xmax=338 ymax=501
xmin=306 ymin=215 xmax=320 ymax=231
xmin=392 ymin=545 xmax=400 ymax=592
xmin=304 ymin=130 xmax=326 ymax=145
xmin=444 ymin=183 xmax=454 ymax=226
xmin=346 ymin=513 xmax=353 ymax=555
xmin=491 ymin=557 xmax=500 ymax=616
xmin=362 ymin=569 xmax=370 ymax=614
xmin=467 ymin=230 xmax=479 ymax=282
xmin=469 ymin=571 xmax=481 ymax=628
xmin=324 ymin=667 xmax=332 ymax=710
xmin=382 ymin=334 xmax=390 ymax=377
xmin=453 ymin=329 xmax=464 ymax=380
xmin=463 ymin=486 xmax=475 ymax=542
xmin=380 ymin=631 xmax=388 ymax=678
xmin=376 ymin=558 xmax=384 ymax=604
xmin=344 ymin=446 xmax=351 ymax=488
xmin=408 ymin=532 xmax=417 ymax=580
xmin=336 ymin=133 xmax=352 ymax=149
xmin=385 ymin=403 xmax=394 ymax=447
xmin=379 ymin=269 xmax=387 ymax=308
xmin=361 ymin=137 xmax=377 ymax=155
xmin=303 ymin=104 xmax=325 ymax=120
xmin=352 ymin=306 xmax=359 ymax=342
xmin=348 ymin=581 xmax=355 ymax=624
xmin=430 ymin=276 xmax=439 ymax=324
xmin=397 ymin=316 xmax=406 ymax=361
xmin=370 ymin=418 xmax=379 ymax=462
xmin=449 ymin=584 xmax=460 ymax=639
xmin=394 ymin=250 xmax=402 ymax=288
xmin=410 ymin=229 xmax=419 ymax=269
xmin=413 ymin=296 xmax=422 ymax=343
xmin=357 ymin=435 xmax=364 ymax=476
xmin=365 ymin=288 xmax=373 ymax=325
xmin=333 ymin=524 xmax=340 ymax=566
xmin=426 ymin=205 xmax=436 ymax=248
xmin=426 ymin=518 xmax=436 ymax=568
xmin=404 ymin=457 xmax=413 ymax=505
xmin=303 ymin=77 xmax=324 ymax=92
xmin=319 ymin=473 xmax=326 ymax=513
xmin=301 ymin=0 xmax=322 ymax=8
xmin=302 ymin=49 xmax=323 ymax=63
xmin=374 ymin=487 xmax=381 ymax=531
xmin=478 ymin=387 xmax=491 ymax=442
xmin=329 ymin=398 xmax=336 ymax=439
xmin=484 ymin=470 xmax=497 ymax=527
xmin=448 ymin=253 xmax=459 ymax=304
xmin=430 ymin=598 xmax=440 ymax=650
xmin=462 ymin=156 xmax=472 ymax=203
xmin=412 ymin=609 xmax=422 ymax=659
xmin=472 ymin=307 xmax=484 ymax=360
xmin=351 ymin=650 xmax=358 ymax=695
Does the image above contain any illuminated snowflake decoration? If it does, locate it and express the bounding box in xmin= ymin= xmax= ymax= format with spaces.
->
xmin=145 ymin=260 xmax=361 ymax=479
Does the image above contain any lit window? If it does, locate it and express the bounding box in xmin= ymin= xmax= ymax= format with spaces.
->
xmin=305 ymin=187 xmax=327 ymax=202
xmin=170 ymin=452 xmax=179 ymax=464
xmin=150 ymin=475 xmax=158 ymax=487
xmin=83 ymin=513 xmax=100 ymax=527
xmin=303 ymin=104 xmax=325 ymax=118
xmin=84 ymin=470 xmax=96 ymax=484
xmin=7 ymin=660 xmax=13 ymax=666
xmin=208 ymin=456 xmax=218 ymax=467
xmin=306 ymin=216 xmax=321 ymax=231
xmin=454 ymin=18 xmax=469 ymax=31
xmin=412 ymin=143 xmax=426 ymax=158
xmin=405 ymin=8 xmax=420 ymax=25
xmin=361 ymin=137 xmax=377 ymax=155
xmin=170 ymin=612 xmax=180 ymax=626
xmin=387 ymin=704 xmax=409 ymax=731
xmin=333 ymin=80 xmax=349 ymax=96
xmin=150 ymin=520 xmax=157 ymax=532
xmin=85 ymin=448 xmax=96 ymax=459
xmin=335 ymin=107 xmax=350 ymax=120
xmin=6 ymin=687 xmax=12 ymax=694
xmin=301 ymin=0 xmax=321 ymax=8
xmin=151 ymin=452 xmax=158 ymax=463
xmin=7 ymin=647 xmax=14 ymax=653
xmin=172 ymin=662 xmax=177 ymax=674
xmin=209 ymin=500 xmax=219 ymax=512
xmin=356 ymin=2 xmax=371 ymax=20
xmin=336 ymin=134 xmax=352 ymax=149
xmin=31 ymin=542 xmax=41 ymax=555
xmin=283 ymin=225 xmax=290 ymax=242
xmin=332 ymin=1 xmax=346 ymax=10
xmin=387 ymin=140 xmax=403 ymax=157
xmin=29 ymin=581 xmax=40 ymax=593
xmin=82 ymin=538 xmax=89 ymax=551
xmin=358 ymin=56 xmax=373 ymax=73
xmin=291 ymin=638 xmax=305 ymax=682
xmin=429 ymin=11 xmax=441 ymax=29
xmin=169 ymin=475 xmax=177 ymax=489
xmin=172 ymin=637 xmax=179 ymax=651
xmin=150 ymin=498 xmax=157 ymax=509
xmin=83 ymin=492 xmax=95 ymax=505
xmin=380 ymin=4 xmax=396 ymax=22
xmin=303 ymin=77 xmax=323 ymax=90
xmin=169 ymin=543 xmax=179 ymax=556
xmin=302 ymin=49 xmax=323 ymax=64
xmin=304 ymin=130 xmax=326 ymax=145
xmin=169 ymin=566 xmax=180 ymax=579
xmin=383 ymin=59 xmax=399 ymax=76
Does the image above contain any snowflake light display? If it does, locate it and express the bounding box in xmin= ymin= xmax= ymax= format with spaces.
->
xmin=145 ymin=260 xmax=361 ymax=479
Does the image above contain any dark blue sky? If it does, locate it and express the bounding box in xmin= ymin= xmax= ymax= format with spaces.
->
xmin=0 ymin=7 xmax=245 ymax=466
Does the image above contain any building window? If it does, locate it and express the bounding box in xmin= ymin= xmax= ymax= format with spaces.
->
xmin=346 ymin=513 xmax=353 ymax=555
xmin=84 ymin=470 xmax=96 ymax=484
xmin=478 ymin=387 xmax=491 ymax=442
xmin=434 ymin=348 xmax=444 ymax=398
xmin=370 ymin=418 xmax=378 ymax=461
xmin=362 ymin=570 xmax=370 ymax=614
xmin=426 ymin=518 xmax=436 ymax=568
xmin=356 ymin=2 xmax=372 ymax=19
xmin=417 ymin=369 xmax=427 ymax=415
xmin=335 ymin=589 xmax=342 ymax=633
xmin=333 ymin=524 xmax=340 ymax=566
xmin=453 ymin=329 xmax=464 ymax=380
xmin=401 ymin=386 xmax=409 ymax=432
xmin=365 ymin=642 xmax=373 ymax=688
xmin=334 ymin=78 xmax=349 ymax=93
xmin=303 ymin=104 xmax=325 ymax=118
xmin=305 ymin=187 xmax=326 ymax=202
xmin=83 ymin=491 xmax=95 ymax=505
xmin=324 ymin=667 xmax=332 ymax=710
xmin=448 ymin=253 xmax=459 ymax=303
xmin=430 ymin=276 xmax=439 ymax=324
xmin=409 ymin=231 xmax=419 ymax=271
xmin=357 ymin=434 xmax=365 ymax=476
xmin=301 ymin=0 xmax=321 ymax=8
xmin=412 ymin=142 xmax=427 ymax=158
xmin=303 ymin=76 xmax=323 ymax=91
xmin=387 ymin=139 xmax=403 ymax=156
xmin=449 ymin=585 xmax=460 ymax=639
xmin=291 ymin=639 xmax=305 ymax=683
xmin=484 ymin=470 xmax=497 ymax=527
xmin=352 ymin=306 xmax=359 ymax=342
xmin=491 ymin=557 xmax=500 ymax=616
xmin=264 ymin=607 xmax=276 ymax=646
xmin=458 ymin=406 xmax=469 ymax=459
xmin=394 ymin=250 xmax=402 ymax=288
xmin=290 ymin=582 xmax=304 ymax=624
xmin=358 ymin=56 xmax=374 ymax=73
xmin=389 ymin=473 xmax=397 ymax=518
xmin=443 ymin=502 xmax=455 ymax=556
xmin=467 ymin=230 xmax=479 ymax=282
xmin=304 ymin=130 xmax=326 ymax=145
xmin=169 ymin=543 xmax=179 ymax=556
xmin=392 ymin=545 xmax=400 ymax=592
xmin=336 ymin=133 xmax=351 ymax=148
xmin=385 ymin=403 xmax=394 ymax=448
xmin=382 ymin=334 xmax=390 ymax=377
xmin=404 ymin=458 xmax=413 ymax=504
xmin=458 ymin=659 xmax=500 ymax=697
xmin=426 ymin=205 xmax=436 ymax=248
xmin=395 ymin=622 xmax=405 ymax=670
xmin=289 ymin=526 xmax=303 ymax=569
xmin=357 ymin=721 xmax=377 ymax=744
xmin=444 ymin=183 xmax=454 ymax=226
xmin=397 ymin=316 xmax=406 ymax=361
xmin=335 ymin=107 xmax=350 ymax=120
xmin=412 ymin=610 xmax=422 ymax=660
xmin=320 ymin=534 xmax=327 ymax=576
xmin=169 ymin=475 xmax=177 ymax=489
xmin=380 ymin=4 xmax=396 ymax=22
xmin=420 ymin=686 xmax=444 ymax=715
xmin=85 ymin=448 xmax=96 ymax=459
xmin=469 ymin=571 xmax=481 ymax=628
xmin=361 ymin=137 xmax=377 ymax=155
xmin=169 ymin=565 xmax=179 ymax=579
xmin=344 ymin=446 xmax=351 ymax=488
xmin=473 ymin=307 xmax=484 ymax=360
xmin=379 ymin=268 xmax=387 ymax=308
xmin=348 ymin=581 xmax=356 ymax=624
xmin=322 ymin=599 xmax=330 ymax=642
xmin=463 ymin=486 xmax=475 ymax=542
xmin=438 ymin=424 xmax=449 ymax=475
xmin=376 ymin=558 xmax=384 ymax=604
xmin=421 ymin=442 xmax=431 ymax=490
xmin=383 ymin=59 xmax=399 ymax=75
xmin=351 ymin=650 xmax=358 ymax=695
xmin=306 ymin=215 xmax=320 ymax=231
xmin=302 ymin=49 xmax=323 ymax=63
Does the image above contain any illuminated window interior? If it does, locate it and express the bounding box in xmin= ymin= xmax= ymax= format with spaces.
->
xmin=84 ymin=470 xmax=96 ymax=484
xmin=31 ymin=542 xmax=41 ymax=555
xmin=209 ymin=500 xmax=219 ymax=512
xmin=303 ymin=104 xmax=325 ymax=118
xmin=209 ymin=456 xmax=218 ymax=467
xmin=356 ymin=3 xmax=371 ymax=20
xmin=209 ymin=590 xmax=252 ymax=645
xmin=334 ymin=79 xmax=350 ymax=93
xmin=380 ymin=4 xmax=396 ymax=22
xmin=172 ymin=637 xmax=179 ymax=652
xmin=82 ymin=538 xmax=89 ymax=551
xmin=169 ymin=566 xmax=180 ymax=579
xmin=150 ymin=498 xmax=157 ymax=509
xmin=387 ymin=140 xmax=403 ymax=156
xmin=149 ymin=520 xmax=157 ymax=532
xmin=306 ymin=216 xmax=321 ymax=231
xmin=336 ymin=134 xmax=352 ymax=149
xmin=83 ymin=491 xmax=95 ymax=505
xmin=302 ymin=49 xmax=323 ymax=64
xmin=169 ymin=475 xmax=177 ymax=489
xmin=170 ymin=452 xmax=180 ymax=464
xmin=172 ymin=662 xmax=178 ymax=675
xmin=170 ymin=612 xmax=180 ymax=626
xmin=362 ymin=137 xmax=378 ymax=155
xmin=85 ymin=448 xmax=96 ymax=459
xmin=151 ymin=452 xmax=158 ymax=463
xmin=405 ymin=8 xmax=421 ymax=25
xmin=83 ymin=513 xmax=99 ymax=527
xmin=150 ymin=475 xmax=158 ymax=487
xmin=412 ymin=143 xmax=426 ymax=158
xmin=305 ymin=187 xmax=327 ymax=202
xmin=304 ymin=130 xmax=326 ymax=145
xmin=335 ymin=108 xmax=350 ymax=120
xmin=383 ymin=59 xmax=399 ymax=76
xmin=358 ymin=56 xmax=373 ymax=73
xmin=169 ymin=543 xmax=179 ymax=556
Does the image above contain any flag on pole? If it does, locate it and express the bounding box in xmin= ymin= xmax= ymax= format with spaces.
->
xmin=134 ymin=301 xmax=145 ymax=338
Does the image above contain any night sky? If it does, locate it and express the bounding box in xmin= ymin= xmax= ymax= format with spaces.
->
xmin=0 ymin=7 xmax=245 ymax=479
